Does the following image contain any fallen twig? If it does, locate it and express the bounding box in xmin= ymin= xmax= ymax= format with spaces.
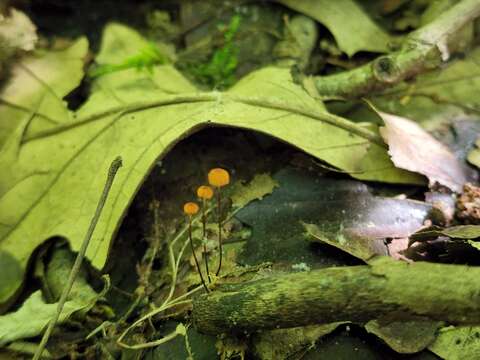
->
xmin=193 ymin=256 xmax=480 ymax=334
xmin=312 ymin=0 xmax=480 ymax=98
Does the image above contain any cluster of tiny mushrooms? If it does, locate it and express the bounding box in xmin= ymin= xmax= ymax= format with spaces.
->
xmin=183 ymin=168 xmax=230 ymax=293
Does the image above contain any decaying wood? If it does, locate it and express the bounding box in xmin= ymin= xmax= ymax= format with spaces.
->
xmin=193 ymin=257 xmax=480 ymax=334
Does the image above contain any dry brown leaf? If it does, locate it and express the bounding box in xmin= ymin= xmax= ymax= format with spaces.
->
xmin=379 ymin=112 xmax=467 ymax=192
xmin=0 ymin=9 xmax=37 ymax=51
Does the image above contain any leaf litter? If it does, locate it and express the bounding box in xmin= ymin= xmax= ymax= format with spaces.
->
xmin=0 ymin=5 xmax=479 ymax=358
xmin=0 ymin=23 xmax=422 ymax=309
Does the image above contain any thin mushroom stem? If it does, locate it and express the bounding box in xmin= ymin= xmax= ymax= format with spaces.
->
xmin=207 ymin=168 xmax=229 ymax=277
xmin=201 ymin=199 xmax=211 ymax=283
xmin=188 ymin=216 xmax=209 ymax=292
xmin=215 ymin=190 xmax=223 ymax=276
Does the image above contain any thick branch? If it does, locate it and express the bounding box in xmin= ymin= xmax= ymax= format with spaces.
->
xmin=313 ymin=0 xmax=480 ymax=99
xmin=193 ymin=257 xmax=480 ymax=334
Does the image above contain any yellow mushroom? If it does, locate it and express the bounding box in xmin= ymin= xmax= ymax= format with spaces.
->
xmin=207 ymin=168 xmax=231 ymax=277
xmin=197 ymin=185 xmax=214 ymax=200
xmin=208 ymin=168 xmax=230 ymax=188
xmin=183 ymin=202 xmax=199 ymax=216
xmin=183 ymin=201 xmax=208 ymax=292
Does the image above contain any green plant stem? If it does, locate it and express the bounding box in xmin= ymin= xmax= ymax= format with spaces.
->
xmin=33 ymin=157 xmax=123 ymax=360
xmin=188 ymin=217 xmax=209 ymax=292
xmin=215 ymin=190 xmax=223 ymax=276
xmin=117 ymin=299 xmax=193 ymax=349
xmin=312 ymin=0 xmax=480 ymax=98
xmin=116 ymin=235 xmax=202 ymax=349
xmin=117 ymin=207 xmax=239 ymax=347
xmin=117 ymin=324 xmax=185 ymax=350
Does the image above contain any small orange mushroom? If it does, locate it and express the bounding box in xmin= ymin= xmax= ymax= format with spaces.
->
xmin=197 ymin=185 xmax=214 ymax=200
xmin=183 ymin=201 xmax=208 ymax=292
xmin=207 ymin=168 xmax=231 ymax=277
xmin=208 ymin=168 xmax=230 ymax=188
xmin=183 ymin=202 xmax=199 ymax=216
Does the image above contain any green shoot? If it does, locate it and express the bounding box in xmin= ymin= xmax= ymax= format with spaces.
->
xmin=188 ymin=14 xmax=242 ymax=89
xmin=88 ymin=42 xmax=167 ymax=78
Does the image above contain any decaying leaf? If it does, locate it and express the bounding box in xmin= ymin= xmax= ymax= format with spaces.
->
xmin=409 ymin=225 xmax=480 ymax=247
xmin=429 ymin=326 xmax=480 ymax=360
xmin=145 ymin=323 xmax=217 ymax=360
xmin=468 ymin=240 xmax=480 ymax=251
xmin=277 ymin=0 xmax=391 ymax=56
xmin=365 ymin=319 xmax=441 ymax=354
xmin=468 ymin=138 xmax=480 ymax=169
xmin=2 ymin=341 xmax=52 ymax=358
xmin=230 ymin=173 xmax=278 ymax=208
xmin=0 ymin=290 xmax=78 ymax=346
xmin=0 ymin=291 xmax=90 ymax=346
xmin=379 ymin=111 xmax=467 ymax=192
xmin=0 ymin=247 xmax=103 ymax=346
xmin=431 ymin=225 xmax=480 ymax=239
xmin=0 ymin=24 xmax=422 ymax=308
xmin=237 ymin=167 xmax=431 ymax=266
xmin=253 ymin=323 xmax=346 ymax=360
xmin=303 ymin=223 xmax=379 ymax=262
xmin=405 ymin=224 xmax=480 ymax=264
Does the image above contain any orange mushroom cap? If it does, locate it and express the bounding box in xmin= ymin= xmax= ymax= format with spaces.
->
xmin=197 ymin=185 xmax=214 ymax=200
xmin=208 ymin=168 xmax=230 ymax=187
xmin=184 ymin=202 xmax=199 ymax=216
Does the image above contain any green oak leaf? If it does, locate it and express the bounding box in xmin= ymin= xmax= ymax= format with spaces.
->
xmin=278 ymin=0 xmax=391 ymax=56
xmin=0 ymin=38 xmax=88 ymax=146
